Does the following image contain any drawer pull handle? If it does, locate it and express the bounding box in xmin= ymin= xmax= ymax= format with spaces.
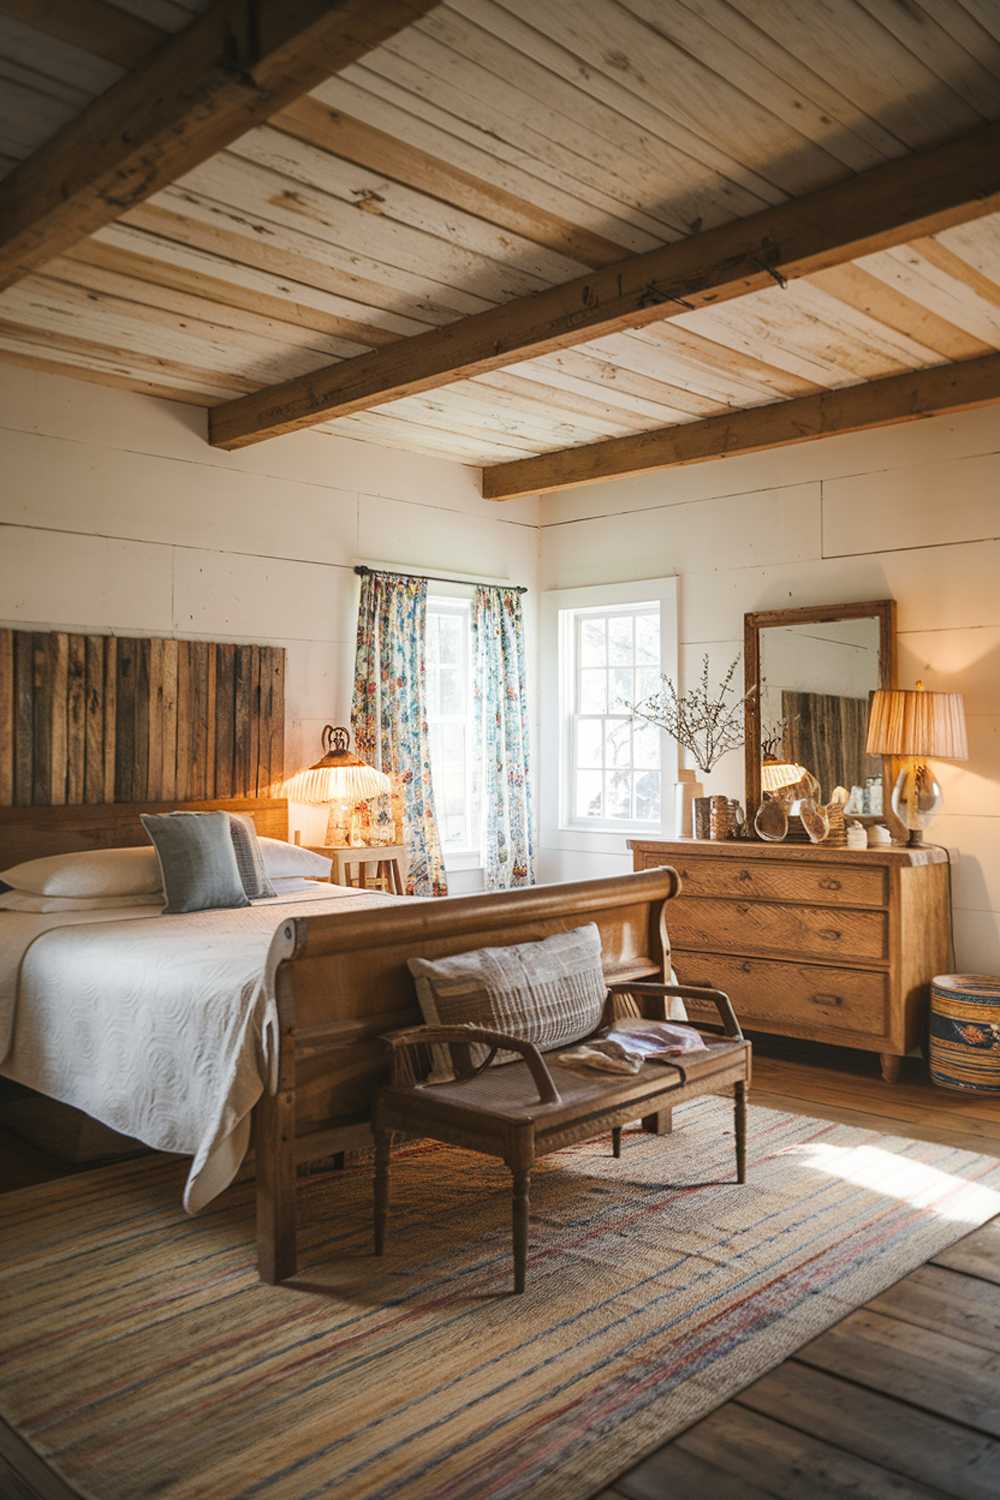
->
xmin=736 ymin=903 xmax=751 ymax=917
xmin=738 ymin=869 xmax=752 ymax=882
xmin=818 ymin=928 xmax=842 ymax=942
xmin=810 ymin=992 xmax=844 ymax=1009
xmin=819 ymin=878 xmax=842 ymax=891
xmin=739 ymin=961 xmax=753 ymax=974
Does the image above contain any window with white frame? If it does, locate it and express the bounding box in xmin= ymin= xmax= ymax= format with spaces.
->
xmin=568 ymin=602 xmax=662 ymax=830
xmin=425 ymin=596 xmax=478 ymax=858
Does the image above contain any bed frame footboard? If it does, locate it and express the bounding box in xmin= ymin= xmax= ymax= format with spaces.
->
xmin=253 ymin=867 xmax=680 ymax=1284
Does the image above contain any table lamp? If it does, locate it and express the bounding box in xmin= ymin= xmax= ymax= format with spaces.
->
xmin=281 ymin=725 xmax=391 ymax=845
xmin=760 ymin=757 xmax=809 ymax=794
xmin=865 ymin=682 xmax=968 ymax=845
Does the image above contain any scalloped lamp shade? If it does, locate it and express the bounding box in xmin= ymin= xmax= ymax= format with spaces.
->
xmin=865 ymin=687 xmax=968 ymax=761
xmin=281 ymin=725 xmax=391 ymax=805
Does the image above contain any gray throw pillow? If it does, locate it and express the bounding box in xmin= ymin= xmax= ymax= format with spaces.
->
xmin=141 ymin=811 xmax=250 ymax=914
xmin=408 ymin=923 xmax=607 ymax=1082
xmin=228 ymin=813 xmax=277 ymax=900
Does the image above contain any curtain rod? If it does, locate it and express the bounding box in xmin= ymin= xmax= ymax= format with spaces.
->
xmin=354 ymin=564 xmax=527 ymax=595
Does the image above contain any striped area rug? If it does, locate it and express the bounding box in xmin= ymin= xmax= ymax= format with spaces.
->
xmin=2 ymin=1097 xmax=999 ymax=1500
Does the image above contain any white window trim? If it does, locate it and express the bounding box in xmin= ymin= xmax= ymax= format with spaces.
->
xmin=540 ymin=577 xmax=679 ymax=856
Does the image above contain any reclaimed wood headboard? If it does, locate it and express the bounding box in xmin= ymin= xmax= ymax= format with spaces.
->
xmin=0 ymin=797 xmax=289 ymax=866
xmin=0 ymin=629 xmax=284 ymax=808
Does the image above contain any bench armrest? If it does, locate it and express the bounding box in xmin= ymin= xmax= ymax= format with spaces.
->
xmin=383 ymin=1025 xmax=562 ymax=1105
xmin=607 ymin=980 xmax=744 ymax=1040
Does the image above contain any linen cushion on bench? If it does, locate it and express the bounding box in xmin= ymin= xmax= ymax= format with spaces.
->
xmin=408 ymin=923 xmax=607 ymax=1082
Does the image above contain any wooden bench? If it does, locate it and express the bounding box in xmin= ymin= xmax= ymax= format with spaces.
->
xmin=374 ymin=980 xmax=751 ymax=1293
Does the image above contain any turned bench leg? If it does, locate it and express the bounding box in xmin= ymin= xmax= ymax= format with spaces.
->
xmin=374 ymin=1129 xmax=391 ymax=1257
xmin=512 ymin=1169 xmax=530 ymax=1294
xmin=735 ymin=1080 xmax=748 ymax=1185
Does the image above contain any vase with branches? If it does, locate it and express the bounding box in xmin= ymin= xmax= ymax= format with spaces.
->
xmin=626 ymin=654 xmax=755 ymax=836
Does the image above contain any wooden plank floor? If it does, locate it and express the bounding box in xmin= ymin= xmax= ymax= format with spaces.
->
xmin=599 ymin=1040 xmax=1000 ymax=1500
xmin=2 ymin=1039 xmax=999 ymax=1500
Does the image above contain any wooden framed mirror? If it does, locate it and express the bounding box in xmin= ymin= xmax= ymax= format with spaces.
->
xmin=744 ymin=600 xmax=897 ymax=828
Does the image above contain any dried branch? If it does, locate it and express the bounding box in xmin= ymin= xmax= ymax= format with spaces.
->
xmin=626 ymin=654 xmax=754 ymax=775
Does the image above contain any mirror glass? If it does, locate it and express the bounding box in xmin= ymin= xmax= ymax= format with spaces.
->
xmin=759 ymin=616 xmax=884 ymax=815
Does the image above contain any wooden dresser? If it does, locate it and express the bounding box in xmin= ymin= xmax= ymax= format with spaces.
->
xmin=628 ymin=838 xmax=950 ymax=1082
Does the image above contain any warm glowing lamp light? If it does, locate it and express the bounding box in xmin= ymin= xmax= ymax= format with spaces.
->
xmin=865 ymin=682 xmax=967 ymax=845
xmin=760 ymin=758 xmax=809 ymax=794
xmin=281 ymin=725 xmax=391 ymax=845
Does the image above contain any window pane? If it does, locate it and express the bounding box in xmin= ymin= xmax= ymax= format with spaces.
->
xmin=437 ymin=613 xmax=462 ymax=665
xmin=632 ymin=721 xmax=660 ymax=769
xmin=427 ymin=599 xmax=474 ymax=853
xmin=607 ymin=615 xmax=633 ymax=665
xmin=605 ymin=718 xmax=631 ymax=767
xmin=438 ymin=666 xmax=463 ymax=717
xmin=579 ymin=616 xmax=606 ymax=666
xmin=635 ymin=612 xmax=660 ymax=665
xmin=575 ymin=718 xmax=603 ymax=769
xmin=441 ymin=721 xmax=465 ymax=767
xmin=575 ymin=769 xmax=603 ymax=819
xmin=610 ymin=665 xmax=633 ymax=711
xmin=635 ymin=770 xmax=661 ymax=821
xmin=578 ymin=668 xmax=607 ymax=713
xmin=605 ymin=768 xmax=631 ymax=819
xmin=635 ymin=666 xmax=660 ymax=702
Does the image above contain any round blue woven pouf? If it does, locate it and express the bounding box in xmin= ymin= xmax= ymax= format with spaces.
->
xmin=930 ymin=974 xmax=1000 ymax=1094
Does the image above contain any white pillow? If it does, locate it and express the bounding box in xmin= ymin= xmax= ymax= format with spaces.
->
xmin=258 ymin=838 xmax=332 ymax=879
xmin=253 ymin=876 xmax=319 ymax=897
xmin=0 ymin=890 xmax=162 ymax=913
xmin=0 ymin=846 xmax=162 ymax=898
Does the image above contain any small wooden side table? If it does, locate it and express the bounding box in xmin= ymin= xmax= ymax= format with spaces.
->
xmin=307 ymin=844 xmax=407 ymax=895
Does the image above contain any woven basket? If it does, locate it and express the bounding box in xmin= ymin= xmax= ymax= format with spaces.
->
xmin=930 ymin=974 xmax=1000 ymax=1094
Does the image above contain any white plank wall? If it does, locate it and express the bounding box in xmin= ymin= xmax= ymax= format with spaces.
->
xmin=0 ymin=366 xmax=540 ymax=887
xmin=538 ymin=405 xmax=1000 ymax=974
xmin=2 ymin=363 xmax=997 ymax=958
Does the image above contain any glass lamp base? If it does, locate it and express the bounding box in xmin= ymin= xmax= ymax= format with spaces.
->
xmin=890 ymin=762 xmax=942 ymax=845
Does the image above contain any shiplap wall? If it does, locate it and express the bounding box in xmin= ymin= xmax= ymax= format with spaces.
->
xmin=0 ymin=366 xmax=540 ymax=873
xmin=538 ymin=404 xmax=1000 ymax=974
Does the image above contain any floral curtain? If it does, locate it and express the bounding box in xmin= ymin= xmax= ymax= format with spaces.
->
xmin=351 ymin=572 xmax=447 ymax=896
xmin=473 ymin=585 xmax=534 ymax=890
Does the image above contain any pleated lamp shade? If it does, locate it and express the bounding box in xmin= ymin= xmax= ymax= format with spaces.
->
xmin=865 ymin=684 xmax=968 ymax=761
xmin=281 ymin=725 xmax=391 ymax=804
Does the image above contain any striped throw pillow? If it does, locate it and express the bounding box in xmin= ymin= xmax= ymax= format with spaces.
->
xmin=228 ymin=813 xmax=277 ymax=901
xmin=408 ymin=923 xmax=607 ymax=1082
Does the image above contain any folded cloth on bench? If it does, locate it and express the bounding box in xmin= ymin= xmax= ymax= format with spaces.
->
xmin=606 ymin=1018 xmax=708 ymax=1057
xmin=556 ymin=1020 xmax=708 ymax=1075
xmin=554 ymin=1038 xmax=645 ymax=1075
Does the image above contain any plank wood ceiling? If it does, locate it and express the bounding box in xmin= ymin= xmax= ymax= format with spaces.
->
xmin=2 ymin=0 xmax=1000 ymax=479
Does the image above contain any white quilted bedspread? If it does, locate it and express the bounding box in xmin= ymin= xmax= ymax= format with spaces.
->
xmin=0 ymin=885 xmax=395 ymax=1211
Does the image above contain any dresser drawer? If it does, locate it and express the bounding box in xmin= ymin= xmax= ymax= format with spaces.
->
xmin=674 ymin=952 xmax=891 ymax=1041
xmin=640 ymin=852 xmax=887 ymax=908
xmin=668 ymin=896 xmax=889 ymax=964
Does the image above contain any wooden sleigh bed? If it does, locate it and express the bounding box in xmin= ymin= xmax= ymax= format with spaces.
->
xmin=0 ymin=795 xmax=682 ymax=1284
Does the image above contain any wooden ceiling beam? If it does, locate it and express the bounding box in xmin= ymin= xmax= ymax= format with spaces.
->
xmin=0 ymin=0 xmax=438 ymax=290
xmin=207 ymin=120 xmax=1000 ymax=451
xmin=479 ymin=353 xmax=1000 ymax=499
